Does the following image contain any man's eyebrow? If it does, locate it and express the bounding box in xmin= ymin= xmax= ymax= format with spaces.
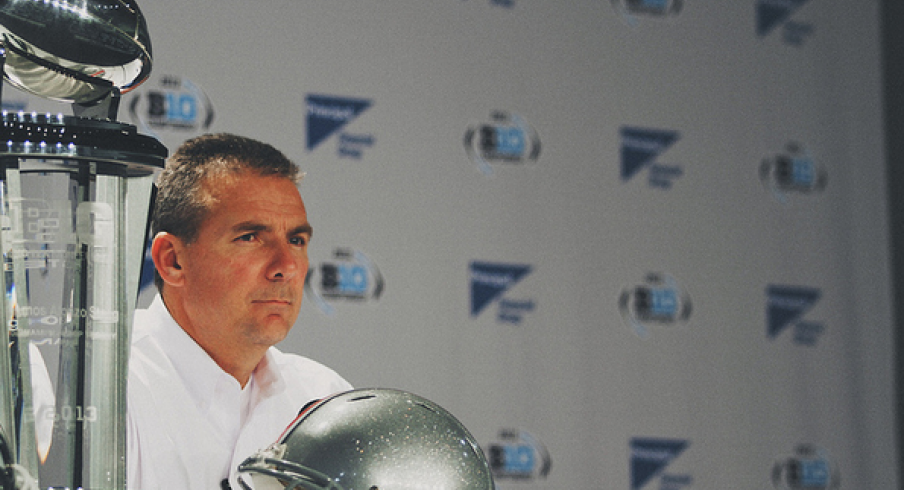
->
xmin=232 ymin=221 xmax=270 ymax=233
xmin=231 ymin=221 xmax=313 ymax=237
xmin=291 ymin=223 xmax=313 ymax=238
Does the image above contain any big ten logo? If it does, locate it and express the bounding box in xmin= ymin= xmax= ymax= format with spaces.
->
xmin=146 ymin=76 xmax=204 ymax=128
xmin=759 ymin=142 xmax=826 ymax=203
xmin=619 ymin=272 xmax=692 ymax=339
xmin=772 ymin=444 xmax=840 ymax=490
xmin=464 ymin=111 xmax=541 ymax=176
xmin=129 ymin=75 xmax=214 ymax=133
xmin=305 ymin=248 xmax=384 ymax=315
xmin=320 ymin=260 xmax=369 ymax=299
xmin=485 ymin=429 xmax=551 ymax=481
xmin=148 ymin=90 xmax=195 ymax=125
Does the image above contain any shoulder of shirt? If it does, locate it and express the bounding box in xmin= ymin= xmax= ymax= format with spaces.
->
xmin=264 ymin=346 xmax=353 ymax=399
xmin=130 ymin=299 xmax=169 ymax=345
xmin=266 ymin=346 xmax=349 ymax=383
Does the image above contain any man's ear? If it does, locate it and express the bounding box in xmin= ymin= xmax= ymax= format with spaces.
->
xmin=151 ymin=232 xmax=187 ymax=287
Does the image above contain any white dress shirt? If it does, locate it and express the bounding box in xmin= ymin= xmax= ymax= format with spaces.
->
xmin=127 ymin=295 xmax=352 ymax=489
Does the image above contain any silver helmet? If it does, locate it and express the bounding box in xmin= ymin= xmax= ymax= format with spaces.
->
xmin=238 ymin=388 xmax=494 ymax=490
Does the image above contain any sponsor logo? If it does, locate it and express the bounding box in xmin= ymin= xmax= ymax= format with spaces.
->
xmin=620 ymin=126 xmax=683 ymax=189
xmin=756 ymin=0 xmax=814 ymax=46
xmin=772 ymin=444 xmax=840 ymax=489
xmin=306 ymin=94 xmax=374 ymax=159
xmin=305 ymin=247 xmax=384 ymax=315
xmin=464 ymin=111 xmax=541 ymax=176
xmin=630 ymin=437 xmax=692 ymax=490
xmin=469 ymin=261 xmax=535 ymax=325
xmin=485 ymin=429 xmax=551 ymax=481
xmin=128 ymin=75 xmax=215 ymax=136
xmin=766 ymin=285 xmax=824 ymax=346
xmin=611 ymin=0 xmax=683 ymax=25
xmin=759 ymin=142 xmax=826 ymax=203
xmin=619 ymin=273 xmax=692 ymax=339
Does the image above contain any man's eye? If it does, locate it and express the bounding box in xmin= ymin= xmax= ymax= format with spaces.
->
xmin=236 ymin=233 xmax=256 ymax=242
xmin=290 ymin=236 xmax=308 ymax=246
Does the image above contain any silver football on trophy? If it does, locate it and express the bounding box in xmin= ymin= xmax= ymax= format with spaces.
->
xmin=0 ymin=0 xmax=152 ymax=104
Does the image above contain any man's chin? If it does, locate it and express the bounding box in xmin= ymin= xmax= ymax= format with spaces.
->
xmin=251 ymin=316 xmax=294 ymax=345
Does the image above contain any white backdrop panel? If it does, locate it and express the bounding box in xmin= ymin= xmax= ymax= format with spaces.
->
xmin=4 ymin=1 xmax=886 ymax=489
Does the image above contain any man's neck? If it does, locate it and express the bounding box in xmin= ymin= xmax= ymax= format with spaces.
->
xmin=160 ymin=291 xmax=265 ymax=388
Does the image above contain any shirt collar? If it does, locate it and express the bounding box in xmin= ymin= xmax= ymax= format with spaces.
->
xmin=147 ymin=295 xmax=286 ymax=412
xmin=252 ymin=346 xmax=286 ymax=399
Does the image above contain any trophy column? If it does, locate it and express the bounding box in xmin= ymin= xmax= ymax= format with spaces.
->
xmin=0 ymin=115 xmax=165 ymax=490
xmin=0 ymin=1 xmax=163 ymax=488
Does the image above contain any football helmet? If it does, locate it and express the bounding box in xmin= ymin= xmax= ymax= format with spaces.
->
xmin=237 ymin=388 xmax=494 ymax=490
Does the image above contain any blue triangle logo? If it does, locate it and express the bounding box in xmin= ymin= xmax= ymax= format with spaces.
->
xmin=470 ymin=261 xmax=532 ymax=316
xmin=766 ymin=285 xmax=821 ymax=338
xmin=630 ymin=438 xmax=689 ymax=490
xmin=306 ymin=94 xmax=372 ymax=151
xmin=756 ymin=0 xmax=810 ymax=37
xmin=620 ymin=127 xmax=680 ymax=181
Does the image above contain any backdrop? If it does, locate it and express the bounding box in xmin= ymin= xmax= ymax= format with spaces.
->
xmin=9 ymin=1 xmax=896 ymax=489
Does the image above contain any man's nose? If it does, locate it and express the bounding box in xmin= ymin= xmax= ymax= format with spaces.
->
xmin=267 ymin=242 xmax=303 ymax=281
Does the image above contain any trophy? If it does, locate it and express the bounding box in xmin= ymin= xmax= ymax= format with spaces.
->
xmin=0 ymin=1 xmax=166 ymax=488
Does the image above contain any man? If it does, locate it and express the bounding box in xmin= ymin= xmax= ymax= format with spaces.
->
xmin=127 ymin=133 xmax=352 ymax=489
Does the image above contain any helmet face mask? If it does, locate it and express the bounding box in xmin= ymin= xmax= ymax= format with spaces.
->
xmin=240 ymin=443 xmax=339 ymax=490
xmin=238 ymin=389 xmax=494 ymax=490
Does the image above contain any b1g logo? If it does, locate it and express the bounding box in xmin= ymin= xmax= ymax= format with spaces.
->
xmin=759 ymin=142 xmax=826 ymax=203
xmin=630 ymin=437 xmax=693 ymax=490
xmin=485 ymin=429 xmax=551 ymax=481
xmin=464 ymin=111 xmax=541 ymax=176
xmin=619 ymin=126 xmax=683 ymax=189
xmin=766 ymin=284 xmax=824 ymax=346
xmin=772 ymin=445 xmax=840 ymax=490
xmin=756 ymin=0 xmax=814 ymax=46
xmin=305 ymin=248 xmax=384 ymax=315
xmin=619 ymin=273 xmax=692 ymax=339
xmin=611 ymin=0 xmax=683 ymax=25
xmin=128 ymin=75 xmax=215 ymax=134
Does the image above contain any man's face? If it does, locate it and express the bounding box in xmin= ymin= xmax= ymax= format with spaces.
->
xmin=178 ymin=173 xmax=311 ymax=352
